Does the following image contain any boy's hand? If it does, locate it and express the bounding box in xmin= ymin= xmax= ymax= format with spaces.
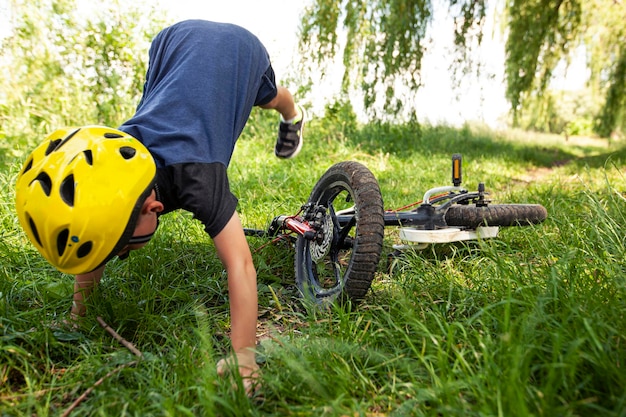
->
xmin=216 ymin=350 xmax=260 ymax=397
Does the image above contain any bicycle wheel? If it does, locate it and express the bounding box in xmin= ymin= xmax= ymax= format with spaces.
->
xmin=295 ymin=161 xmax=384 ymax=304
xmin=444 ymin=204 xmax=547 ymax=228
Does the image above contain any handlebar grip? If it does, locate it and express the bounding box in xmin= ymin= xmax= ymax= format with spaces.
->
xmin=452 ymin=154 xmax=462 ymax=186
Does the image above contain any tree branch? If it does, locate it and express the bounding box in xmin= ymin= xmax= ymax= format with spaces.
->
xmin=96 ymin=316 xmax=143 ymax=358
xmin=60 ymin=317 xmax=144 ymax=416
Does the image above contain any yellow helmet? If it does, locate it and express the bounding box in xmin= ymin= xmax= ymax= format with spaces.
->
xmin=15 ymin=126 xmax=156 ymax=275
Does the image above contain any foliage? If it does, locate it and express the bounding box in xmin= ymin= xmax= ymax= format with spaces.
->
xmin=509 ymin=0 xmax=626 ymax=137
xmin=504 ymin=0 xmax=583 ymax=120
xmin=516 ymin=88 xmax=602 ymax=136
xmin=78 ymin=4 xmax=162 ymax=127
xmin=299 ymin=0 xmax=626 ymax=137
xmin=0 ymin=0 xmax=86 ymax=138
xmin=319 ymin=97 xmax=359 ymax=139
xmin=583 ymin=0 xmax=626 ymax=138
xmin=300 ymin=0 xmax=487 ymax=118
xmin=595 ymin=44 xmax=626 ymax=138
xmin=0 ymin=0 xmax=165 ymax=154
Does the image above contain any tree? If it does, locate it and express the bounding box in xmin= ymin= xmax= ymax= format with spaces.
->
xmin=0 ymin=0 xmax=165 ymax=146
xmin=0 ymin=0 xmax=85 ymax=136
xmin=586 ymin=1 xmax=626 ymax=137
xmin=299 ymin=0 xmax=626 ymax=136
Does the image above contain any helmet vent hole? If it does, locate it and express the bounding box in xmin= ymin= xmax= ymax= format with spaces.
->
xmin=27 ymin=215 xmax=43 ymax=247
xmin=60 ymin=175 xmax=75 ymax=206
xmin=77 ymin=241 xmax=93 ymax=258
xmin=21 ymin=158 xmax=34 ymax=175
xmin=119 ymin=146 xmax=137 ymax=160
xmin=104 ymin=132 xmax=123 ymax=139
xmin=53 ymin=128 xmax=80 ymax=153
xmin=83 ymin=150 xmax=93 ymax=165
xmin=45 ymin=139 xmax=63 ymax=155
xmin=31 ymin=172 xmax=52 ymax=196
xmin=57 ymin=229 xmax=69 ymax=257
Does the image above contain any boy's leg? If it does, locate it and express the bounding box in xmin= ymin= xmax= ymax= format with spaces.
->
xmin=255 ymin=63 xmax=305 ymax=159
xmin=259 ymin=86 xmax=298 ymax=121
xmin=260 ymin=86 xmax=305 ymax=159
xmin=275 ymin=101 xmax=304 ymax=159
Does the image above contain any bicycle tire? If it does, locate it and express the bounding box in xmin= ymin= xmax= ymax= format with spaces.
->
xmin=444 ymin=204 xmax=547 ymax=228
xmin=295 ymin=161 xmax=384 ymax=304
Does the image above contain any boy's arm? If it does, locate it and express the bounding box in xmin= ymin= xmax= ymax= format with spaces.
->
xmin=71 ymin=265 xmax=105 ymax=319
xmin=212 ymin=212 xmax=259 ymax=384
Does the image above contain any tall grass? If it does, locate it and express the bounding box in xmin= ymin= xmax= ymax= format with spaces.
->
xmin=1 ymin=113 xmax=625 ymax=416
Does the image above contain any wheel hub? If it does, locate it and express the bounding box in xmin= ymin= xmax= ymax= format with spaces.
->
xmin=309 ymin=213 xmax=333 ymax=262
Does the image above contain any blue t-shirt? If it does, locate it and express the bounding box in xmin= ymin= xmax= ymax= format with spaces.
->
xmin=118 ymin=20 xmax=278 ymax=237
xmin=120 ymin=19 xmax=275 ymax=168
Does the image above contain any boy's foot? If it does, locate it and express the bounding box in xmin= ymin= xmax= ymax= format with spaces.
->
xmin=275 ymin=105 xmax=305 ymax=159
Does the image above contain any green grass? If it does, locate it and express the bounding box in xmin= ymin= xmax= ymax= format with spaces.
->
xmin=2 ymin=111 xmax=626 ymax=416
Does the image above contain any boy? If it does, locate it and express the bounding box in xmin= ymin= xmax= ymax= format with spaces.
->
xmin=14 ymin=19 xmax=305 ymax=395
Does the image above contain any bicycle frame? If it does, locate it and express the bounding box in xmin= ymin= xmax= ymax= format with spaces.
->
xmin=244 ymin=154 xmax=546 ymax=303
xmin=245 ymin=154 xmax=492 ymax=244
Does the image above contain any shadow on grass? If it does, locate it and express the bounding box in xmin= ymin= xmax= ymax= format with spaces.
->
xmin=568 ymin=146 xmax=626 ymax=170
xmin=343 ymin=122 xmax=622 ymax=169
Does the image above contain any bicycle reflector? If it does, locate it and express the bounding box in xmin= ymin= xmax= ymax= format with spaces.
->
xmin=452 ymin=154 xmax=462 ymax=186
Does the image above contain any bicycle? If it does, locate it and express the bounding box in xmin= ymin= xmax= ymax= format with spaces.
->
xmin=244 ymin=154 xmax=547 ymax=304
